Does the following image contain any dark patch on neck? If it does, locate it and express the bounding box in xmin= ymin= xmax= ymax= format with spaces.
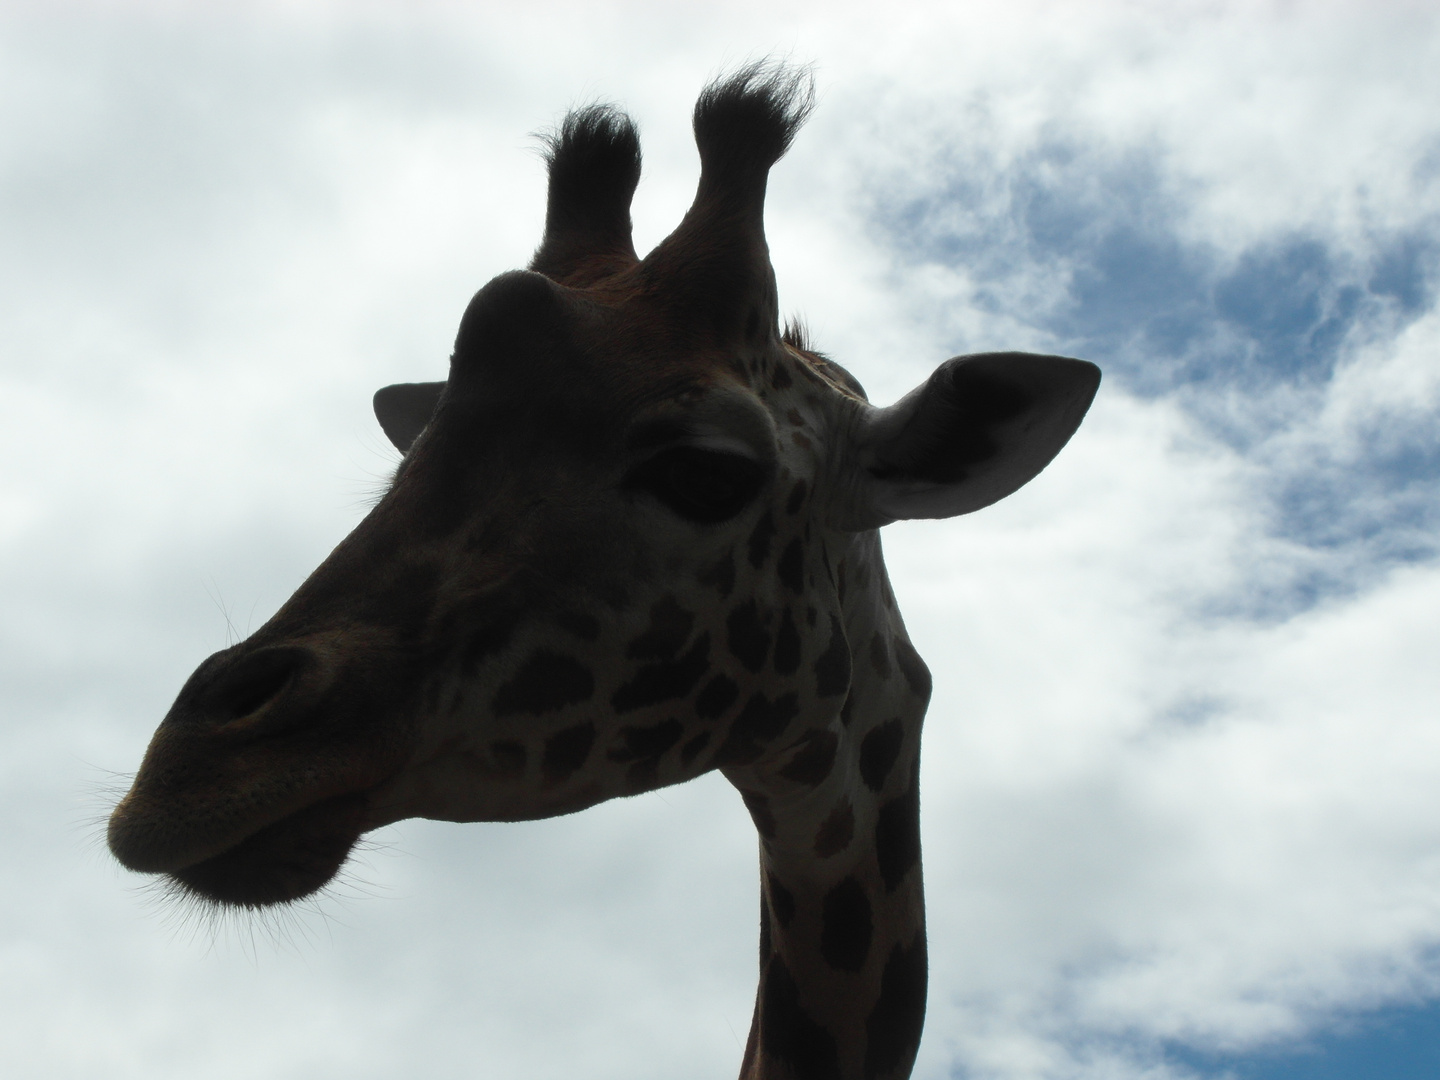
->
xmin=820 ymin=877 xmax=873 ymax=973
xmin=680 ymin=731 xmax=710 ymax=767
xmin=713 ymin=691 xmax=800 ymax=766
xmin=777 ymin=729 xmax=838 ymax=785
xmin=740 ymin=789 xmax=777 ymax=838
xmin=773 ymin=609 xmax=801 ymax=674
xmin=455 ymin=606 xmax=522 ymax=677
xmin=489 ymin=741 xmax=526 ymax=776
xmin=813 ymin=797 xmax=854 ymax=858
xmin=626 ymin=596 xmax=695 ymax=660
xmin=767 ymin=871 xmax=796 ymax=927
xmin=814 ymin=614 xmax=851 ymax=698
xmin=759 ymin=887 xmax=773 ymax=958
xmin=785 ymin=479 xmax=808 ymax=514
xmin=554 ymin=608 xmax=601 ymax=642
xmin=874 ymin=762 xmax=920 ymax=892
xmin=542 ymin=722 xmax=596 ymax=784
xmin=863 ymin=935 xmax=928 ymax=1079
xmin=695 ymin=673 xmax=740 ymax=720
xmin=868 ymin=632 xmax=891 ymax=679
xmin=853 ymin=560 xmax=871 ymax=593
xmin=421 ymin=676 xmax=444 ymax=717
xmin=880 ymin=576 xmax=896 ymax=612
xmin=891 ymin=636 xmax=932 ymax=702
xmin=611 ymin=632 xmax=711 ymax=712
xmin=699 ymin=550 xmax=737 ymax=598
xmin=859 ymin=719 xmax=904 ymax=793
xmin=493 ymin=651 xmax=594 ymax=715
xmin=727 ymin=600 xmax=772 ymax=672
xmin=748 ymin=509 xmax=776 ymax=568
xmin=777 ymin=538 xmax=805 ymax=594
xmin=760 ymin=953 xmax=842 ymax=1080
xmin=607 ymin=718 xmax=683 ymax=788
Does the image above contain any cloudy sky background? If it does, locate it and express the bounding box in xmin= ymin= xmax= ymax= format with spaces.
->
xmin=3 ymin=2 xmax=1439 ymax=1078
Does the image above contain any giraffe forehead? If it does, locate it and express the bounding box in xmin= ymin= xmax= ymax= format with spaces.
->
xmin=432 ymin=271 xmax=849 ymax=482
xmin=451 ymin=269 xmax=769 ymax=387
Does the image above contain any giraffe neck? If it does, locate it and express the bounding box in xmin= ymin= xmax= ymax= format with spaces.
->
xmin=727 ymin=530 xmax=931 ymax=1080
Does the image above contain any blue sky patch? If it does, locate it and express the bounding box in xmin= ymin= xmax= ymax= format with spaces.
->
xmin=872 ymin=137 xmax=1440 ymax=614
xmin=1164 ymin=1000 xmax=1440 ymax=1080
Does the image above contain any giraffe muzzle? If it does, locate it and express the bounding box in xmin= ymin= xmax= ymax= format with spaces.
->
xmin=107 ymin=639 xmax=414 ymax=900
xmin=165 ymin=791 xmax=370 ymax=907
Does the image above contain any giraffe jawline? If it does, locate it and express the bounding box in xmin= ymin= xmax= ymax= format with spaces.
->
xmin=167 ymin=792 xmax=369 ymax=908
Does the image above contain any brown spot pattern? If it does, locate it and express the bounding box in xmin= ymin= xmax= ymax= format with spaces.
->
xmin=767 ymin=871 xmax=796 ymax=927
xmin=813 ymin=614 xmax=851 ymax=698
xmin=748 ymin=509 xmax=776 ymax=568
xmin=680 ymin=731 xmax=710 ymax=767
xmin=542 ymin=723 xmax=595 ymax=784
xmin=863 ymin=936 xmax=927 ymax=1079
xmin=740 ymin=789 xmax=777 ymax=838
xmin=813 ymin=798 xmax=854 ymax=858
xmin=892 ymin=635 xmax=932 ymax=701
xmin=610 ymin=632 xmax=711 ymax=712
xmin=727 ymin=601 xmax=771 ymax=672
xmin=760 ymin=955 xmax=841 ymax=1080
xmin=875 ymin=764 xmax=921 ymax=892
xmin=859 ymin=719 xmax=904 ymax=793
xmin=699 ymin=551 xmax=736 ymax=597
xmin=489 ymin=740 xmax=526 ymax=776
xmin=868 ymin=631 xmax=890 ymax=678
xmin=493 ymin=651 xmax=594 ymax=716
xmin=820 ymin=877 xmax=872 ymax=972
xmin=773 ymin=609 xmax=801 ymax=675
xmin=777 ymin=730 xmax=838 ymax=785
xmin=695 ymin=673 xmax=740 ymax=720
xmin=785 ymin=479 xmax=808 ymax=514
xmin=626 ymin=597 xmax=695 ymax=659
xmin=777 ymin=538 xmax=805 ymax=594
xmin=713 ymin=692 xmax=800 ymax=766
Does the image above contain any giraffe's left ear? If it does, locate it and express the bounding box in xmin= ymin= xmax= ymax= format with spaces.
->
xmin=838 ymin=353 xmax=1100 ymax=529
xmin=373 ymin=382 xmax=446 ymax=453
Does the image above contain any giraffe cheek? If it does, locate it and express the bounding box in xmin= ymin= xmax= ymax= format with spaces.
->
xmin=366 ymin=741 xmax=608 ymax=826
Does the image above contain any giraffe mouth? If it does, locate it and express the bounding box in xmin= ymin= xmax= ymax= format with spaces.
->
xmin=166 ymin=792 xmax=370 ymax=908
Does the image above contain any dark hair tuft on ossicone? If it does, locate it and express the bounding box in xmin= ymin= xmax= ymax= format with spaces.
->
xmin=693 ymin=61 xmax=816 ymax=183
xmin=531 ymin=104 xmax=642 ymax=280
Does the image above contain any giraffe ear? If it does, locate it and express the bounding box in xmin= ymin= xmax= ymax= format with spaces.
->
xmin=373 ymin=382 xmax=446 ymax=453
xmin=839 ymin=353 xmax=1100 ymax=529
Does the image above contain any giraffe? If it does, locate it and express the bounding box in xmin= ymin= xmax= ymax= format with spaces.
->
xmin=108 ymin=65 xmax=1099 ymax=1080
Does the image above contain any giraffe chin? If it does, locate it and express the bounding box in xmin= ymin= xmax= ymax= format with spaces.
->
xmin=168 ymin=792 xmax=369 ymax=908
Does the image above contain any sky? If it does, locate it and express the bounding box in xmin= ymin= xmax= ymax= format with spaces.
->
xmin=2 ymin=2 xmax=1438 ymax=1078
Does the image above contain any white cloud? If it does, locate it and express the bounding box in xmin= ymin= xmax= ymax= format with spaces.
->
xmin=902 ymin=394 xmax=1440 ymax=1075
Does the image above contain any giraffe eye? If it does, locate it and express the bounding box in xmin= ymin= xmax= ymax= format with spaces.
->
xmin=627 ymin=446 xmax=767 ymax=524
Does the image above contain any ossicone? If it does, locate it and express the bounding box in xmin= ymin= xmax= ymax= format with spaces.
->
xmin=636 ymin=61 xmax=816 ymax=347
xmin=530 ymin=104 xmax=643 ymax=286
xmin=691 ymin=60 xmax=816 ymax=204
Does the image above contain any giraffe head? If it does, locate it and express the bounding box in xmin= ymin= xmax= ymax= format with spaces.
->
xmin=108 ymin=65 xmax=1097 ymax=910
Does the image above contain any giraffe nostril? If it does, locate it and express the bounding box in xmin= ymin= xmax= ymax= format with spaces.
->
xmin=206 ymin=646 xmax=308 ymax=724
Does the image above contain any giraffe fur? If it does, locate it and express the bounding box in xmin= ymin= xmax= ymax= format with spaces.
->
xmin=108 ymin=62 xmax=1099 ymax=1080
